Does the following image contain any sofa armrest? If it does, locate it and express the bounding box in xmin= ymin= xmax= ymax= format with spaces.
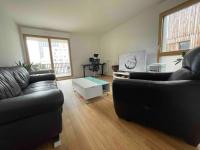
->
xmin=0 ymin=89 xmax=64 ymax=125
xmin=30 ymin=69 xmax=54 ymax=75
xmin=129 ymin=72 xmax=172 ymax=81
xmin=30 ymin=73 xmax=56 ymax=83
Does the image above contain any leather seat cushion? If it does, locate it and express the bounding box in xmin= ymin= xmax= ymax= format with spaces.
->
xmin=23 ymin=81 xmax=57 ymax=95
xmin=0 ymin=70 xmax=21 ymax=100
xmin=9 ymin=66 xmax=30 ymax=89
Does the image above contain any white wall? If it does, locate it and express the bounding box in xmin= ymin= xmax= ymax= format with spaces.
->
xmin=70 ymin=34 xmax=100 ymax=77
xmin=19 ymin=26 xmax=100 ymax=77
xmin=100 ymin=0 xmax=187 ymax=75
xmin=0 ymin=8 xmax=23 ymax=66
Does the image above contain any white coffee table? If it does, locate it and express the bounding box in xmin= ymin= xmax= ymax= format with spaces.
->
xmin=72 ymin=77 xmax=110 ymax=100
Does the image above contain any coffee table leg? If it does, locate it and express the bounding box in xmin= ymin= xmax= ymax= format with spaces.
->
xmin=83 ymin=66 xmax=86 ymax=77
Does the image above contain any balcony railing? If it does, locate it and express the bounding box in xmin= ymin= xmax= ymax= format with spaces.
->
xmin=32 ymin=63 xmax=71 ymax=77
xmin=54 ymin=63 xmax=71 ymax=76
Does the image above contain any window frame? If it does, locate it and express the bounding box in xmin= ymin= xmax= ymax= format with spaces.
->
xmin=157 ymin=0 xmax=200 ymax=62
xmin=23 ymin=34 xmax=73 ymax=79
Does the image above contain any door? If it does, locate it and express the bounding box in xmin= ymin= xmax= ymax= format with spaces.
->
xmin=24 ymin=35 xmax=72 ymax=78
xmin=50 ymin=39 xmax=72 ymax=77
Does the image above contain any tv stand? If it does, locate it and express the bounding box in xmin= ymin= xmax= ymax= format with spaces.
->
xmin=113 ymin=71 xmax=130 ymax=80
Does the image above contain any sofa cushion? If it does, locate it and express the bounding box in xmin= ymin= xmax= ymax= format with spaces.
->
xmin=9 ymin=66 xmax=30 ymax=89
xmin=0 ymin=70 xmax=21 ymax=100
xmin=23 ymin=81 xmax=57 ymax=95
xmin=169 ymin=68 xmax=192 ymax=80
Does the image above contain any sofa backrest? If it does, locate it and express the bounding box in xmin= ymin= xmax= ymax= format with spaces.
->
xmin=182 ymin=46 xmax=200 ymax=76
xmin=0 ymin=69 xmax=22 ymax=100
xmin=8 ymin=66 xmax=30 ymax=89
xmin=169 ymin=46 xmax=200 ymax=80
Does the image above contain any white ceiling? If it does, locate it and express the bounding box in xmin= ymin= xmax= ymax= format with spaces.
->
xmin=0 ymin=0 xmax=164 ymax=34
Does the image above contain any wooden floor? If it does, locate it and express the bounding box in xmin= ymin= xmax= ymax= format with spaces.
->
xmin=37 ymin=76 xmax=196 ymax=150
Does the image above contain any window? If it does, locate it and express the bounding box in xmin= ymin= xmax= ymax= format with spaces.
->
xmin=26 ymin=37 xmax=52 ymax=70
xmin=158 ymin=0 xmax=200 ymax=61
xmin=179 ymin=40 xmax=190 ymax=50
xmin=24 ymin=35 xmax=72 ymax=78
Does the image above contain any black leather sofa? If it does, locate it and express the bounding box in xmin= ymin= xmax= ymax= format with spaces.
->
xmin=0 ymin=66 xmax=64 ymax=150
xmin=113 ymin=47 xmax=200 ymax=146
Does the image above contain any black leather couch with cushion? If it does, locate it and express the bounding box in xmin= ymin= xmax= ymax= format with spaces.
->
xmin=113 ymin=47 xmax=200 ymax=146
xmin=0 ymin=66 xmax=64 ymax=150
